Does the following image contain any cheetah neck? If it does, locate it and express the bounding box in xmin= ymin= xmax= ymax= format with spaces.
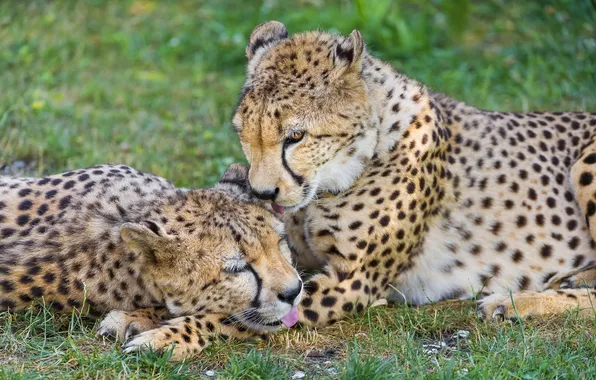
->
xmin=359 ymin=54 xmax=455 ymax=215
xmin=361 ymin=55 xmax=444 ymax=158
xmin=316 ymin=56 xmax=451 ymax=200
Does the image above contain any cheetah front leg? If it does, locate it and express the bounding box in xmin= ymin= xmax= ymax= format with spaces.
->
xmin=479 ymin=289 xmax=596 ymax=321
xmin=123 ymin=313 xmax=261 ymax=361
xmin=285 ymin=210 xmax=325 ymax=272
xmin=97 ymin=307 xmax=170 ymax=342
xmin=299 ymin=265 xmax=380 ymax=328
xmin=480 ymin=266 xmax=596 ymax=320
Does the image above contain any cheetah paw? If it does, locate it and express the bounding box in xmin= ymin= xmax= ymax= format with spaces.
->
xmin=478 ymin=294 xmax=522 ymax=322
xmin=123 ymin=325 xmax=206 ymax=361
xmin=370 ymin=298 xmax=388 ymax=308
xmin=97 ymin=310 xmax=157 ymax=342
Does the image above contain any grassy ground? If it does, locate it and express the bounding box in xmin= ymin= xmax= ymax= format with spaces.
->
xmin=1 ymin=0 xmax=595 ymax=378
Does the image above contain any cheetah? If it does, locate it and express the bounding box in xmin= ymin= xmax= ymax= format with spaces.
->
xmin=232 ymin=21 xmax=596 ymax=326
xmin=0 ymin=163 xmax=302 ymax=360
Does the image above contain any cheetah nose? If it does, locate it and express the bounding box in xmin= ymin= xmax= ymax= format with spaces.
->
xmin=277 ymin=280 xmax=303 ymax=305
xmin=251 ymin=187 xmax=279 ymax=201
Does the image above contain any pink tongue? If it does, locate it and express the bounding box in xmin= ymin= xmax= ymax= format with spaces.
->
xmin=280 ymin=306 xmax=299 ymax=328
xmin=272 ymin=202 xmax=285 ymax=214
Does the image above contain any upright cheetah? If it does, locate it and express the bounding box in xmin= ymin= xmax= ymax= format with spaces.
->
xmin=232 ymin=21 xmax=596 ymax=326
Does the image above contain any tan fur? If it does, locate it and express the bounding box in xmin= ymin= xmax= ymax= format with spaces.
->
xmin=0 ymin=163 xmax=302 ymax=359
xmin=234 ymin=22 xmax=596 ymax=327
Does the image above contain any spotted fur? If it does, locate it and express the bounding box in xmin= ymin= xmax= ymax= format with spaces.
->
xmin=233 ymin=22 xmax=596 ymax=326
xmin=0 ymin=163 xmax=302 ymax=359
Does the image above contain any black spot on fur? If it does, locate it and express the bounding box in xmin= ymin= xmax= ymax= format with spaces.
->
xmin=583 ymin=153 xmax=596 ymax=164
xmin=37 ymin=204 xmax=48 ymax=216
xmin=59 ymin=196 xmax=72 ymax=210
xmin=18 ymin=188 xmax=32 ymax=197
xmin=16 ymin=214 xmax=30 ymax=226
xmin=18 ymin=200 xmax=33 ymax=211
xmin=303 ymin=309 xmax=319 ymax=323
xmin=45 ymin=190 xmax=58 ymax=199
xmin=579 ymin=172 xmax=593 ymax=186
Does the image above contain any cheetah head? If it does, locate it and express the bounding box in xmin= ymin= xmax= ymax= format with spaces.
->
xmin=120 ymin=164 xmax=302 ymax=332
xmin=233 ymin=21 xmax=378 ymax=212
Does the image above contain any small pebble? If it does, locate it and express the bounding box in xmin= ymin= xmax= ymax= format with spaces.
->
xmin=291 ymin=371 xmax=306 ymax=379
xmin=205 ymin=370 xmax=215 ymax=377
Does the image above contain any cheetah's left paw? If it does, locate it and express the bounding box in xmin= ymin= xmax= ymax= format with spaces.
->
xmin=123 ymin=325 xmax=208 ymax=361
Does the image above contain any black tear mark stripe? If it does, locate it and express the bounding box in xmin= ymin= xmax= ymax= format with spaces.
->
xmin=282 ymin=144 xmax=305 ymax=186
xmin=247 ymin=263 xmax=263 ymax=308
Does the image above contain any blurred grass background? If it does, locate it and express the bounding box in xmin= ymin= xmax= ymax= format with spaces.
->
xmin=1 ymin=1 xmax=596 ymax=378
xmin=1 ymin=0 xmax=595 ymax=187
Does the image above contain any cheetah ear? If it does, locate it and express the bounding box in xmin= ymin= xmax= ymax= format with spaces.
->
xmin=246 ymin=20 xmax=289 ymax=60
xmin=333 ymin=30 xmax=364 ymax=71
xmin=214 ymin=163 xmax=256 ymax=200
xmin=121 ymin=221 xmax=171 ymax=262
xmin=218 ymin=163 xmax=249 ymax=185
xmin=216 ymin=164 xmax=250 ymax=191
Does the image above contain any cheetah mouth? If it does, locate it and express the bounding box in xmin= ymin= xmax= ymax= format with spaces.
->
xmin=271 ymin=202 xmax=285 ymax=214
xmin=279 ymin=306 xmax=299 ymax=327
xmin=270 ymin=198 xmax=310 ymax=214
xmin=241 ymin=313 xmax=282 ymax=329
xmin=238 ymin=306 xmax=299 ymax=330
xmin=268 ymin=183 xmax=317 ymax=214
xmin=223 ymin=312 xmax=282 ymax=332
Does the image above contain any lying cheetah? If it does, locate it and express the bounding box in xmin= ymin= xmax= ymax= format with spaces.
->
xmin=0 ymin=163 xmax=302 ymax=360
xmin=232 ymin=21 xmax=596 ymax=326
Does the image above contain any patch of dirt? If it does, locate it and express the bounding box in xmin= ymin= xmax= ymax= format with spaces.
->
xmin=305 ymin=347 xmax=340 ymax=363
xmin=421 ymin=330 xmax=470 ymax=357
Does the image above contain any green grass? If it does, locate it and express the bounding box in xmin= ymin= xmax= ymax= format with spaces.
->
xmin=1 ymin=0 xmax=596 ymax=378
xmin=1 ymin=301 xmax=595 ymax=378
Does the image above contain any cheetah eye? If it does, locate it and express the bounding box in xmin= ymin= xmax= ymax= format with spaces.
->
xmin=285 ymin=130 xmax=305 ymax=145
xmin=223 ymin=255 xmax=248 ymax=274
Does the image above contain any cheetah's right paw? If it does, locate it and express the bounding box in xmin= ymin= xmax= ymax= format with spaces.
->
xmin=97 ymin=310 xmax=159 ymax=342
xmin=123 ymin=325 xmax=209 ymax=361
